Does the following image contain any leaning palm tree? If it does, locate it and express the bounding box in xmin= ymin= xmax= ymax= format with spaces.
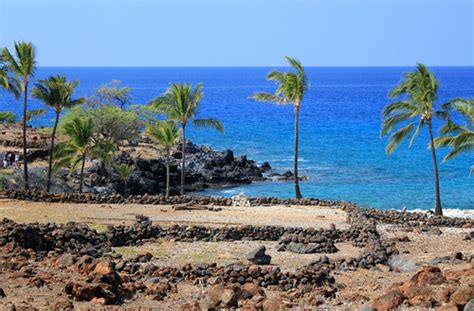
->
xmin=32 ymin=75 xmax=86 ymax=192
xmin=250 ymin=56 xmax=308 ymax=199
xmin=150 ymin=83 xmax=223 ymax=194
xmin=381 ymin=63 xmax=443 ymax=215
xmin=1 ymin=42 xmax=37 ymax=190
xmin=435 ymin=98 xmax=473 ymax=174
xmin=54 ymin=117 xmax=116 ymax=193
xmin=145 ymin=121 xmax=180 ymax=197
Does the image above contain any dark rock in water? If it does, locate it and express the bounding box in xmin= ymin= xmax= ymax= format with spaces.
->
xmin=0 ymin=288 xmax=5 ymax=298
xmin=246 ymin=246 xmax=271 ymax=265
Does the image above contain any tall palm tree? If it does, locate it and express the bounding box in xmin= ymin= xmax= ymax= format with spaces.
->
xmin=250 ymin=56 xmax=308 ymax=199
xmin=381 ymin=63 xmax=443 ymax=215
xmin=146 ymin=121 xmax=180 ymax=197
xmin=150 ymin=83 xmax=224 ymax=194
xmin=1 ymin=42 xmax=37 ymax=190
xmin=55 ymin=117 xmax=116 ymax=193
xmin=31 ymin=75 xmax=86 ymax=192
xmin=435 ymin=98 xmax=473 ymax=174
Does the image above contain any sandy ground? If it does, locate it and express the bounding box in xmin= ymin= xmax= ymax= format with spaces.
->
xmin=0 ymin=198 xmax=348 ymax=229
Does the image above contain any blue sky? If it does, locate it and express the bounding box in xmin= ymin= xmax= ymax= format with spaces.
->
xmin=0 ymin=0 xmax=473 ymax=67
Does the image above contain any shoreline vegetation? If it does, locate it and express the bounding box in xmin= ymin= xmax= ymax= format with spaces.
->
xmin=0 ymin=41 xmax=473 ymax=212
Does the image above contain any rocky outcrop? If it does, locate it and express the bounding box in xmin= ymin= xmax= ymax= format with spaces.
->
xmin=371 ymin=265 xmax=474 ymax=310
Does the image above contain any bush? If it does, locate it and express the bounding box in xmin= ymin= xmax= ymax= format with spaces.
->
xmin=60 ymin=105 xmax=143 ymax=144
xmin=0 ymin=111 xmax=16 ymax=124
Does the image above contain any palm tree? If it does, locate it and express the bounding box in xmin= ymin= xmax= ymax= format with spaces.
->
xmin=435 ymin=98 xmax=473 ymax=174
xmin=150 ymin=83 xmax=224 ymax=194
xmin=115 ymin=163 xmax=135 ymax=196
xmin=0 ymin=60 xmax=20 ymax=98
xmin=381 ymin=63 xmax=443 ymax=215
xmin=32 ymin=75 xmax=86 ymax=192
xmin=1 ymin=41 xmax=37 ymax=190
xmin=145 ymin=121 xmax=180 ymax=197
xmin=250 ymin=56 xmax=308 ymax=199
xmin=55 ymin=117 xmax=116 ymax=193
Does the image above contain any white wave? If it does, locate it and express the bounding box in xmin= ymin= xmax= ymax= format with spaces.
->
xmin=403 ymin=208 xmax=474 ymax=219
xmin=222 ymin=189 xmax=238 ymax=195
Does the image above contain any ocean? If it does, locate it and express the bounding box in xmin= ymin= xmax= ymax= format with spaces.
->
xmin=0 ymin=67 xmax=473 ymax=211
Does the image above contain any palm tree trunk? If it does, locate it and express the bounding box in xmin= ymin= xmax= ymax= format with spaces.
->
xmin=181 ymin=124 xmax=186 ymax=195
xmin=294 ymin=104 xmax=303 ymax=199
xmin=22 ymin=80 xmax=29 ymax=191
xmin=166 ymin=147 xmax=170 ymax=197
xmin=124 ymin=180 xmax=127 ymax=197
xmin=46 ymin=111 xmax=60 ymax=193
xmin=79 ymin=154 xmax=86 ymax=193
xmin=428 ymin=122 xmax=442 ymax=215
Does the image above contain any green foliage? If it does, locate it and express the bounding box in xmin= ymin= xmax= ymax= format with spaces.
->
xmin=145 ymin=121 xmax=180 ymax=149
xmin=435 ymin=98 xmax=474 ymax=163
xmin=54 ymin=117 xmax=117 ymax=174
xmin=60 ymin=105 xmax=142 ymax=144
xmin=1 ymin=41 xmax=37 ymax=79
xmin=0 ymin=111 xmax=16 ymax=123
xmin=250 ymin=56 xmax=308 ymax=106
xmin=381 ymin=63 xmax=440 ymax=154
xmin=0 ymin=62 xmax=20 ymax=98
xmin=0 ymin=171 xmax=13 ymax=191
xmin=32 ymin=75 xmax=86 ymax=113
xmin=93 ymin=80 xmax=132 ymax=110
xmin=115 ymin=163 xmax=135 ymax=182
xmin=150 ymin=82 xmax=224 ymax=132
xmin=23 ymin=108 xmax=47 ymax=123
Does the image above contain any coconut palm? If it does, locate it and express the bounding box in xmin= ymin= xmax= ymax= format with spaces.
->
xmin=32 ymin=75 xmax=86 ymax=192
xmin=435 ymin=98 xmax=473 ymax=174
xmin=145 ymin=121 xmax=180 ymax=197
xmin=250 ymin=56 xmax=308 ymax=199
xmin=381 ymin=63 xmax=443 ymax=215
xmin=54 ymin=117 xmax=116 ymax=193
xmin=1 ymin=41 xmax=37 ymax=190
xmin=150 ymin=83 xmax=224 ymax=194
xmin=115 ymin=163 xmax=135 ymax=196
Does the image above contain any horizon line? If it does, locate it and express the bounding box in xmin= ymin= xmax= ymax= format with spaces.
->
xmin=36 ymin=65 xmax=474 ymax=68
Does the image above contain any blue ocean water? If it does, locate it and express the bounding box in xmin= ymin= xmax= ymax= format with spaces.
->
xmin=0 ymin=67 xmax=473 ymax=210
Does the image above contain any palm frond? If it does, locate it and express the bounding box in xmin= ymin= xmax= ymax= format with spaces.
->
xmin=386 ymin=123 xmax=414 ymax=154
xmin=193 ymin=118 xmax=224 ymax=133
xmin=249 ymin=92 xmax=288 ymax=105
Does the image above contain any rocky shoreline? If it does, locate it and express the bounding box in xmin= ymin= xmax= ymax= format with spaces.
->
xmin=1 ymin=129 xmax=304 ymax=195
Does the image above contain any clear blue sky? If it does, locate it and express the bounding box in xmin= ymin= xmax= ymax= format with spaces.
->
xmin=1 ymin=0 xmax=473 ymax=67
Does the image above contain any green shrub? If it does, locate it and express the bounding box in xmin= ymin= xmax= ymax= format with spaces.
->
xmin=0 ymin=111 xmax=16 ymax=124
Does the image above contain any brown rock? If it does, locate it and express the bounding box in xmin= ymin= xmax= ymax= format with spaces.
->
xmin=262 ymin=296 xmax=286 ymax=311
xmin=221 ymin=288 xmax=239 ymax=307
xmin=52 ymin=299 xmax=74 ymax=310
xmin=401 ymin=266 xmax=446 ymax=289
xmin=450 ymin=285 xmax=474 ymax=306
xmin=200 ymin=285 xmax=224 ymax=310
xmin=241 ymin=283 xmax=264 ymax=300
xmin=64 ymin=282 xmax=116 ymax=304
xmin=371 ymin=289 xmax=404 ymax=311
